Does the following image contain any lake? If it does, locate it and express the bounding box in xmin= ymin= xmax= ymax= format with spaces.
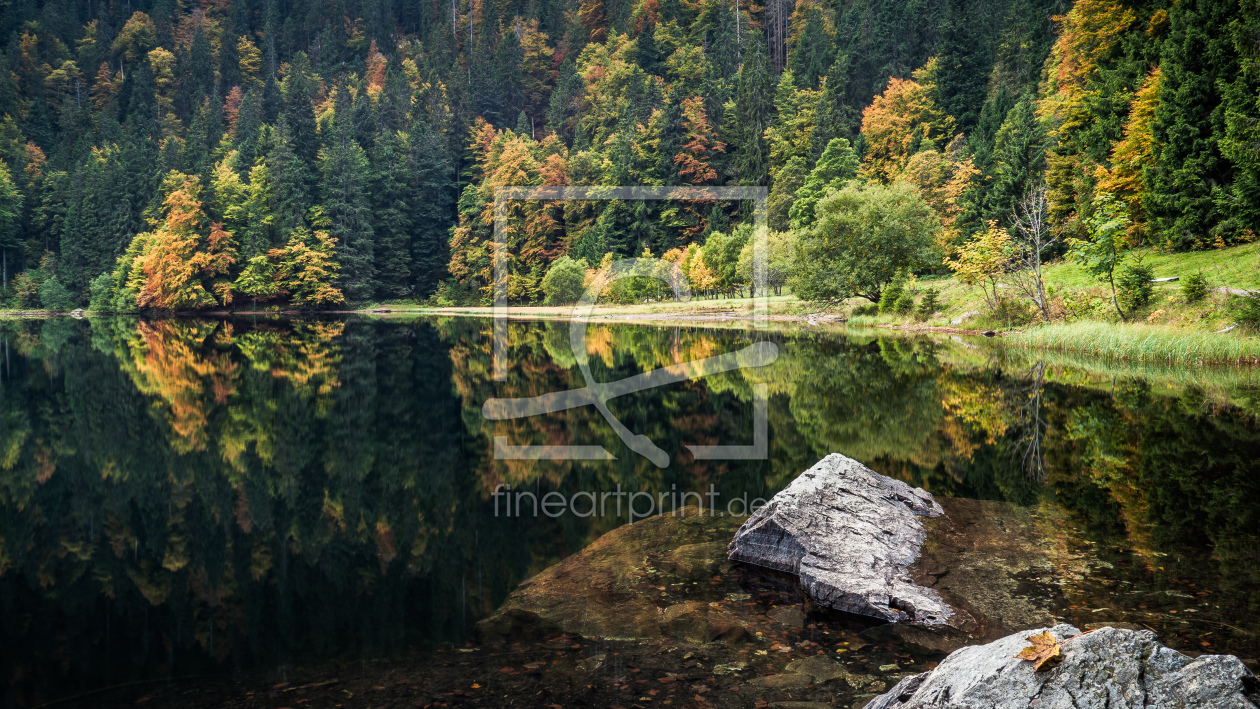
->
xmin=2 ymin=316 xmax=1258 ymax=707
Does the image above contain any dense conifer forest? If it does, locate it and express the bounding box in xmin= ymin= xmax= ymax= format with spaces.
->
xmin=0 ymin=0 xmax=1254 ymax=309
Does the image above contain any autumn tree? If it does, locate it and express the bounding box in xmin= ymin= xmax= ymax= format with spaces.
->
xmin=945 ymin=220 xmax=1012 ymax=313
xmin=269 ymin=227 xmax=345 ymax=307
xmin=859 ymin=65 xmax=957 ymax=183
xmin=133 ymin=173 xmax=237 ymax=309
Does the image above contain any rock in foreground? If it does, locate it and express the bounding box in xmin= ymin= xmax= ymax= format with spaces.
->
xmin=866 ymin=624 xmax=1260 ymax=709
xmin=727 ymin=454 xmax=951 ymax=624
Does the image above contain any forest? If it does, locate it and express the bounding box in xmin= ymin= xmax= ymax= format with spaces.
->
xmin=0 ymin=0 xmax=1254 ymax=310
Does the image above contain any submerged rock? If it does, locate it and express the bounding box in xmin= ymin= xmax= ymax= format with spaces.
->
xmin=865 ymin=624 xmax=1260 ymax=709
xmin=476 ymin=510 xmax=743 ymax=642
xmin=727 ymin=453 xmax=951 ymax=624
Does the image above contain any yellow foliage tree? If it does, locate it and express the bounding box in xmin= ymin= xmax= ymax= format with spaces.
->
xmin=944 ymin=220 xmax=1012 ymax=312
xmin=134 ymin=174 xmax=237 ymax=310
xmin=901 ymin=135 xmax=979 ymax=252
xmin=1095 ymin=66 xmax=1161 ymax=243
xmin=268 ymin=228 xmax=345 ymax=307
xmin=859 ymin=62 xmax=957 ymax=183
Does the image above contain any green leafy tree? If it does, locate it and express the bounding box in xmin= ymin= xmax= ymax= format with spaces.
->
xmin=788 ymin=137 xmax=859 ymax=231
xmin=269 ymin=227 xmax=344 ymax=307
xmin=541 ymin=255 xmax=588 ymax=305
xmin=791 ymin=181 xmax=939 ymax=303
xmin=1070 ymin=192 xmax=1132 ymax=321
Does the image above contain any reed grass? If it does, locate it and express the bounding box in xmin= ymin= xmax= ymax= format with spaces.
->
xmin=1009 ymin=321 xmax=1260 ymax=366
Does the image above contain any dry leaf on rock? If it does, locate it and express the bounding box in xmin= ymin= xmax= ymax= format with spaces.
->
xmin=1014 ymin=630 xmax=1063 ymax=671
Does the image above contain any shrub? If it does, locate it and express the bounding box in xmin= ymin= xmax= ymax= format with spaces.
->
xmin=878 ymin=277 xmax=906 ymax=314
xmin=1181 ymin=271 xmax=1209 ymax=303
xmin=893 ymin=290 xmax=916 ymax=314
xmin=917 ymin=289 xmax=941 ymax=320
xmin=1116 ymin=258 xmax=1154 ymax=312
xmin=88 ymin=272 xmax=114 ymax=311
xmin=1233 ymin=294 xmax=1260 ymax=329
xmin=541 ymin=256 xmax=589 ymax=306
xmin=39 ymin=275 xmax=75 ymax=311
xmin=13 ymin=272 xmax=39 ymax=308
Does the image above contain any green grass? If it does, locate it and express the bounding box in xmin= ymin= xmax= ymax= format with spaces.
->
xmin=1041 ymin=242 xmax=1260 ymax=292
xmin=1009 ymin=321 xmax=1260 ymax=366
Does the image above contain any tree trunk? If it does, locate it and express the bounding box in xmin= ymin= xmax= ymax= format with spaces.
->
xmin=1108 ymin=271 xmax=1127 ymax=322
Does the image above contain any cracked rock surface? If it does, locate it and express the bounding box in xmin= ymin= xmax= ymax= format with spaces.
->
xmin=865 ymin=624 xmax=1260 ymax=709
xmin=727 ymin=453 xmax=951 ymax=624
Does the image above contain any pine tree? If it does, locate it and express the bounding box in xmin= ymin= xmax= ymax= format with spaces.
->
xmin=1145 ymin=0 xmax=1245 ymax=248
xmin=1220 ymin=0 xmax=1260 ymax=238
xmin=371 ymin=128 xmax=414 ymax=299
xmin=233 ymin=88 xmax=266 ymax=171
xmin=811 ymin=48 xmax=860 ymax=155
xmin=410 ymin=122 xmax=455 ymax=297
xmin=727 ymin=36 xmax=772 ymax=186
xmin=320 ymin=85 xmax=375 ymax=301
xmin=983 ymin=94 xmax=1046 ymax=224
xmin=281 ymin=52 xmax=320 ymax=170
xmin=786 ymin=0 xmax=833 ymax=89
xmin=788 ymin=137 xmax=858 ymax=231
xmin=241 ymin=162 xmax=276 ymax=261
xmin=0 ymin=162 xmax=21 ymax=295
xmin=268 ymin=119 xmax=313 ymax=235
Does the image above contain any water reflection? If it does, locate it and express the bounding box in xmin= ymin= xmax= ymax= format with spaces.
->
xmin=1 ymin=316 xmax=1258 ymax=705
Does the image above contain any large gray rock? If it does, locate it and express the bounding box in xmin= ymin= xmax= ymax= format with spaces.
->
xmin=866 ymin=624 xmax=1260 ymax=709
xmin=727 ymin=453 xmax=951 ymax=624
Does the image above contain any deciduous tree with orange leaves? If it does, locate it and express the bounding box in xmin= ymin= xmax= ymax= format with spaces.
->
xmin=133 ymin=173 xmax=237 ymax=310
xmin=859 ymin=63 xmax=957 ymax=183
xmin=674 ymin=96 xmax=725 ymax=185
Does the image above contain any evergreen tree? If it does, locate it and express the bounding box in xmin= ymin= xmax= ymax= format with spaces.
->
xmin=234 ymin=88 xmax=266 ymax=171
xmin=811 ymin=49 xmax=860 ymax=155
xmin=1145 ymin=0 xmax=1245 ymax=248
xmin=1220 ymin=0 xmax=1260 ymax=238
xmin=410 ymin=122 xmax=455 ymax=297
xmin=786 ymin=0 xmax=833 ymax=89
xmin=268 ymin=119 xmax=313 ymax=235
xmin=984 ymin=94 xmax=1047 ymax=224
xmin=0 ymin=162 xmax=21 ymax=294
xmin=281 ymin=52 xmax=320 ymax=170
xmin=727 ymin=36 xmax=772 ymax=186
xmin=788 ymin=137 xmax=858 ymax=231
xmin=320 ymin=85 xmax=375 ymax=301
xmin=370 ymin=128 xmax=414 ymax=299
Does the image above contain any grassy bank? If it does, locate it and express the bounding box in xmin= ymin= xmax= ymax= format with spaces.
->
xmin=1006 ymin=322 xmax=1260 ymax=366
xmin=367 ymin=243 xmax=1260 ymax=364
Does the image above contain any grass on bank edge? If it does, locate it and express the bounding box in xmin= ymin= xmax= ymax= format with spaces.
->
xmin=1009 ymin=321 xmax=1260 ymax=366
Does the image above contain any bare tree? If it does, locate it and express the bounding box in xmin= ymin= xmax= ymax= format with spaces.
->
xmin=1008 ymin=184 xmax=1061 ymax=321
xmin=1012 ymin=361 xmax=1048 ymax=484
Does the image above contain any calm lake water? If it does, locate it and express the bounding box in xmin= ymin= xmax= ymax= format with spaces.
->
xmin=2 ymin=316 xmax=1259 ymax=705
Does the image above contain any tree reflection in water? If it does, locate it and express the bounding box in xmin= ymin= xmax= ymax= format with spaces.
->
xmin=1 ymin=316 xmax=1258 ymax=703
